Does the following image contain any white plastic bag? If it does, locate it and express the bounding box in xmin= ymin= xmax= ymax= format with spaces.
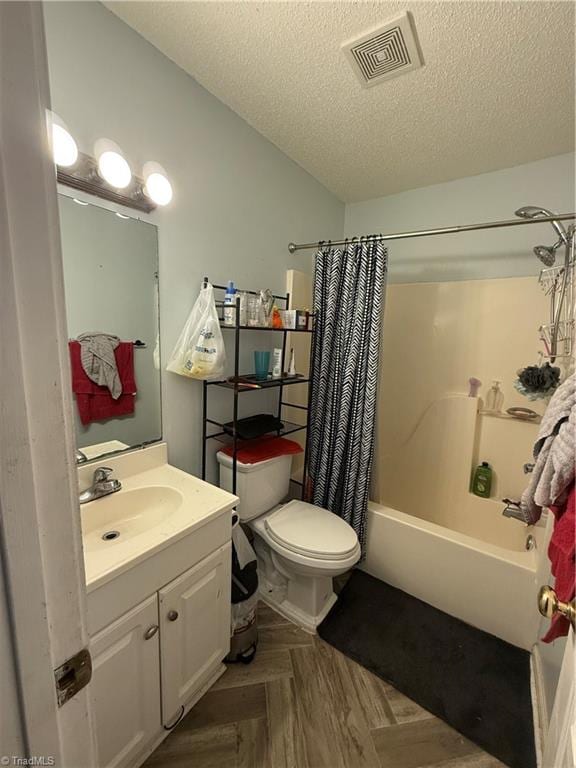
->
xmin=166 ymin=282 xmax=226 ymax=380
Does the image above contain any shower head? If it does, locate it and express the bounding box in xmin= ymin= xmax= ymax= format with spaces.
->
xmin=515 ymin=206 xmax=569 ymax=246
xmin=533 ymin=244 xmax=558 ymax=267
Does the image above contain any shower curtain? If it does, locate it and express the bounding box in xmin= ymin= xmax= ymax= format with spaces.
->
xmin=307 ymin=237 xmax=387 ymax=552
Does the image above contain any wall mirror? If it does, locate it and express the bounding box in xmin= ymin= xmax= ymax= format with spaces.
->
xmin=58 ymin=194 xmax=161 ymax=462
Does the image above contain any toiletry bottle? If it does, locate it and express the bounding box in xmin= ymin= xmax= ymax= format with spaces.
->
xmin=271 ymin=306 xmax=283 ymax=329
xmin=288 ymin=348 xmax=296 ymax=377
xmin=472 ymin=462 xmax=492 ymax=498
xmin=223 ymin=281 xmax=236 ymax=326
xmin=272 ymin=348 xmax=282 ymax=378
xmin=485 ymin=380 xmax=504 ymax=413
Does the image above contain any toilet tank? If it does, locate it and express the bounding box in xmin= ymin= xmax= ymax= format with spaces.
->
xmin=216 ymin=451 xmax=292 ymax=521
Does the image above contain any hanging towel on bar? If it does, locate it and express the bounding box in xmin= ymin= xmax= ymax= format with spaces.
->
xmin=78 ymin=332 xmax=122 ymax=399
xmin=69 ymin=341 xmax=136 ymax=425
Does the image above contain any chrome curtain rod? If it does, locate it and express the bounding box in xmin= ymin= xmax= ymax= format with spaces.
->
xmin=287 ymin=213 xmax=576 ymax=253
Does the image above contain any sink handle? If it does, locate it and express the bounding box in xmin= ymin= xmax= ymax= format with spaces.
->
xmin=93 ymin=467 xmax=114 ymax=483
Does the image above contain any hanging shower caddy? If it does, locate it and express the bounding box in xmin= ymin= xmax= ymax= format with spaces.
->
xmin=537 ymin=250 xmax=575 ymax=363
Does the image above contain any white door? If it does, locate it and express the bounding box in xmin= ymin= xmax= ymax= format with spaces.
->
xmin=159 ymin=544 xmax=231 ymax=725
xmin=90 ymin=596 xmax=161 ymax=768
xmin=1 ymin=3 xmax=96 ymax=763
xmin=542 ymin=626 xmax=575 ymax=768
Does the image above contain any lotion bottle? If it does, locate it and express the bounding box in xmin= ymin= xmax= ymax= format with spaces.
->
xmin=485 ymin=380 xmax=504 ymax=413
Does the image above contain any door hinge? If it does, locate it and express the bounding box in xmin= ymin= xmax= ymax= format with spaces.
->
xmin=54 ymin=648 xmax=92 ymax=707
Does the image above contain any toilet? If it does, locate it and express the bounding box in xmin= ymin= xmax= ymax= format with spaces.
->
xmin=217 ymin=451 xmax=361 ymax=632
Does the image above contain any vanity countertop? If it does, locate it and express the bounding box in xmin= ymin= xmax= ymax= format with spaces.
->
xmin=80 ymin=442 xmax=238 ymax=592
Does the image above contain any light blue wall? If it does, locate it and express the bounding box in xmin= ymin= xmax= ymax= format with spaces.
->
xmin=44 ymin=1 xmax=344 ymax=476
xmin=345 ymin=154 xmax=575 ymax=283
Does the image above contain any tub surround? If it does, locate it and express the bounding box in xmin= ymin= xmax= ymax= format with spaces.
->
xmin=80 ymin=443 xmax=238 ymax=768
xmin=374 ymin=277 xmax=548 ymax=507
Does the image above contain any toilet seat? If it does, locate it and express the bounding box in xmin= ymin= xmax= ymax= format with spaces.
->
xmin=263 ymin=500 xmax=359 ymax=561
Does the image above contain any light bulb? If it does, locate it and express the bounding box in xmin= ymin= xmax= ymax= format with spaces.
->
xmin=97 ymin=150 xmax=132 ymax=189
xmin=51 ymin=123 xmax=78 ymax=167
xmin=144 ymin=172 xmax=173 ymax=206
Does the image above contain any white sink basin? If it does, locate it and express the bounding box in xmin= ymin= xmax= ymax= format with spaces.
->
xmin=82 ymin=486 xmax=184 ymax=552
xmin=78 ymin=443 xmax=238 ymax=590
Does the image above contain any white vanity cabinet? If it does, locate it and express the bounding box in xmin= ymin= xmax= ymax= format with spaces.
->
xmin=90 ymin=595 xmax=161 ymax=768
xmin=83 ymin=443 xmax=237 ymax=768
xmin=88 ymin=541 xmax=232 ymax=768
xmin=159 ymin=546 xmax=231 ymax=724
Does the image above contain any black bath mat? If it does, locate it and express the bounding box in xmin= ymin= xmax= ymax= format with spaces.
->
xmin=318 ymin=570 xmax=536 ymax=768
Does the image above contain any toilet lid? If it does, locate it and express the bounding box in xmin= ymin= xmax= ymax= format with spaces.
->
xmin=264 ymin=500 xmax=359 ymax=560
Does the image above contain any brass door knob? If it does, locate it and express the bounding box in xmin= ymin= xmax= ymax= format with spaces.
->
xmin=538 ymin=586 xmax=576 ymax=628
xmin=167 ymin=610 xmax=179 ymax=622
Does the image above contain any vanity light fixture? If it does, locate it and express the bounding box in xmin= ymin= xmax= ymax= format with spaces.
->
xmin=143 ymin=162 xmax=173 ymax=206
xmin=47 ymin=111 xmax=78 ymax=168
xmin=54 ymin=122 xmax=173 ymax=213
xmin=98 ymin=151 xmax=132 ymax=188
xmin=95 ymin=140 xmax=132 ymax=189
xmin=145 ymin=173 xmax=173 ymax=206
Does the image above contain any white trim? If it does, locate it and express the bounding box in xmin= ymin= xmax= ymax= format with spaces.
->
xmin=531 ymin=646 xmax=546 ymax=768
xmin=0 ymin=3 xmax=96 ymax=763
xmin=543 ymin=630 xmax=575 ymax=768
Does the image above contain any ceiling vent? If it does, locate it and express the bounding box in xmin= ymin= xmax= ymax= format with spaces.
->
xmin=342 ymin=12 xmax=423 ymax=88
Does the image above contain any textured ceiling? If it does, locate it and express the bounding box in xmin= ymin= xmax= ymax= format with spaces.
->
xmin=105 ymin=1 xmax=575 ymax=202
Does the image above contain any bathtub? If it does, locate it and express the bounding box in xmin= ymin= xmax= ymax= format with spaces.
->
xmin=362 ymin=497 xmax=544 ymax=650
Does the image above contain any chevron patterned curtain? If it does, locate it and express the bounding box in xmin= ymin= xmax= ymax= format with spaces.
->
xmin=307 ymin=237 xmax=387 ymax=553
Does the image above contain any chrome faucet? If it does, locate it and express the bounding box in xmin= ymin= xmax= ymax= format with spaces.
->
xmin=76 ymin=449 xmax=88 ymax=465
xmin=502 ymin=498 xmax=527 ymax=523
xmin=79 ymin=467 xmax=121 ymax=505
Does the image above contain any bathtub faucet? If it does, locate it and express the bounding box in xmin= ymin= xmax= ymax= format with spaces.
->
xmin=502 ymin=498 xmax=527 ymax=524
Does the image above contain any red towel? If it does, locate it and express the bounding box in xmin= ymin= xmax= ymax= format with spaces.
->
xmin=543 ymin=485 xmax=575 ymax=643
xmin=69 ymin=341 xmax=137 ymax=425
xmin=221 ymin=436 xmax=303 ymax=464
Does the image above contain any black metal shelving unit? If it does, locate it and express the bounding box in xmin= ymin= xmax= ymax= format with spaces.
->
xmin=201 ymin=279 xmax=314 ymax=499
